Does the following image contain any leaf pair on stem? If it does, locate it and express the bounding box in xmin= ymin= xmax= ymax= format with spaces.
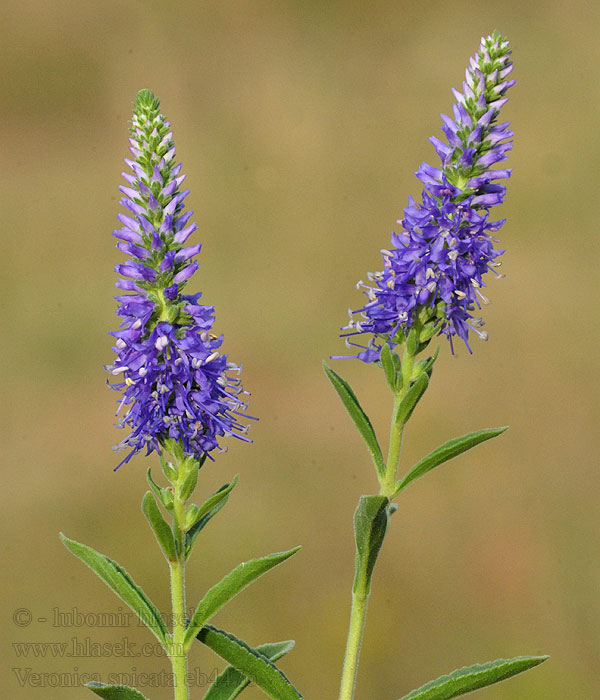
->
xmin=61 ymin=446 xmax=304 ymax=700
xmin=325 ymin=335 xmax=547 ymax=700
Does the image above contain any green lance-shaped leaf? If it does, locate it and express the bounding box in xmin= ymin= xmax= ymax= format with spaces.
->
xmin=410 ymin=346 xmax=440 ymax=383
xmin=323 ymin=362 xmax=385 ymax=477
xmin=197 ymin=625 xmax=303 ymax=700
xmin=353 ymin=495 xmax=389 ymax=594
xmin=86 ymin=682 xmax=150 ymax=700
xmin=185 ymin=476 xmax=239 ymax=559
xmin=204 ymin=640 xmax=295 ymax=700
xmin=179 ymin=458 xmax=200 ymax=501
xmin=59 ymin=534 xmax=168 ymax=648
xmin=422 ymin=345 xmax=439 ymax=375
xmin=395 ymin=427 xmax=508 ymax=494
xmin=192 ymin=475 xmax=239 ymax=523
xmin=380 ymin=343 xmax=400 ymax=393
xmin=394 ymin=371 xmax=429 ymax=427
xmin=184 ymin=547 xmax=301 ymax=649
xmin=147 ymin=468 xmax=174 ymax=512
xmin=159 ymin=451 xmax=178 ymax=482
xmin=141 ymin=491 xmax=177 ymax=562
xmin=401 ymin=328 xmax=417 ymax=373
xmin=396 ymin=655 xmax=549 ymax=700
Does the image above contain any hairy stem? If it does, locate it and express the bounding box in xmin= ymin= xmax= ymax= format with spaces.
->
xmin=339 ymin=339 xmax=418 ymax=699
xmin=338 ymin=572 xmax=369 ymax=700
xmin=380 ymin=393 xmax=405 ymax=498
xmin=169 ymin=469 xmax=189 ymax=700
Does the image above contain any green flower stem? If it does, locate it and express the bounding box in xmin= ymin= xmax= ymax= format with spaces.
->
xmin=168 ymin=465 xmax=190 ymax=700
xmin=338 ymin=572 xmax=369 ymax=700
xmin=339 ymin=339 xmax=419 ymax=700
xmin=380 ymin=392 xmax=405 ymax=498
xmin=380 ymin=336 xmax=418 ymax=496
xmin=338 ymin=400 xmax=402 ymax=700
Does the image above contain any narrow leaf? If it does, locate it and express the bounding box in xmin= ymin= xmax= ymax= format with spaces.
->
xmin=204 ymin=640 xmax=295 ymax=700
xmin=353 ymin=495 xmax=389 ymax=593
xmin=195 ymin=475 xmax=239 ymax=521
xmin=397 ymin=655 xmax=549 ymax=700
xmin=379 ymin=343 xmax=398 ymax=392
xmin=406 ymin=327 xmax=418 ymax=356
xmin=185 ymin=476 xmax=238 ymax=559
xmin=60 ymin=534 xmax=168 ymax=647
xmin=159 ymin=451 xmax=178 ymax=482
xmin=147 ymin=468 xmax=173 ymax=512
xmin=86 ymin=682 xmax=150 ymax=700
xmin=394 ymin=371 xmax=429 ymax=426
xmin=197 ymin=625 xmax=303 ymax=700
xmin=410 ymin=346 xmax=439 ymax=383
xmin=179 ymin=460 xmax=199 ymax=501
xmin=184 ymin=547 xmax=300 ymax=648
xmin=141 ymin=491 xmax=177 ymax=562
xmin=422 ymin=346 xmax=440 ymax=376
xmin=323 ymin=362 xmax=385 ymax=476
xmin=396 ymin=427 xmax=508 ymax=493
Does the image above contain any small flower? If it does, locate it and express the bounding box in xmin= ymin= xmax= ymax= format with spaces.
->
xmin=341 ymin=32 xmax=515 ymax=361
xmin=106 ymin=89 xmax=251 ymax=468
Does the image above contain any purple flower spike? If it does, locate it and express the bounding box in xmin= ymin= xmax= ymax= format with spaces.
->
xmin=106 ymin=89 xmax=252 ymax=469
xmin=341 ymin=31 xmax=514 ymax=362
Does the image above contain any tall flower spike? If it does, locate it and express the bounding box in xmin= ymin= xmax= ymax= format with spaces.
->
xmin=106 ymin=89 xmax=252 ymax=469
xmin=341 ymin=31 xmax=515 ymax=362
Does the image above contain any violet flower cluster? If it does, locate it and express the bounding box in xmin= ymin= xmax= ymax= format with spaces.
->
xmin=106 ymin=90 xmax=250 ymax=468
xmin=342 ymin=31 xmax=515 ymax=362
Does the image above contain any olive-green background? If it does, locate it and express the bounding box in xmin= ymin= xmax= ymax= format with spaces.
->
xmin=2 ymin=1 xmax=598 ymax=698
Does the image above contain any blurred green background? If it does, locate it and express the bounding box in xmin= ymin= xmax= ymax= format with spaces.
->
xmin=2 ymin=1 xmax=598 ymax=698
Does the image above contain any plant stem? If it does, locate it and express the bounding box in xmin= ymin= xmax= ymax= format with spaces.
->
xmin=339 ymin=341 xmax=418 ymax=699
xmin=380 ymin=393 xmax=405 ymax=498
xmin=380 ymin=337 xmax=417 ymax=496
xmin=338 ymin=395 xmax=404 ymax=700
xmin=338 ymin=573 xmax=369 ymax=700
xmin=169 ymin=475 xmax=189 ymax=700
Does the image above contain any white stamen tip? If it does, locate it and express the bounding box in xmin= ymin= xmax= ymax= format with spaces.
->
xmin=155 ymin=335 xmax=169 ymax=351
